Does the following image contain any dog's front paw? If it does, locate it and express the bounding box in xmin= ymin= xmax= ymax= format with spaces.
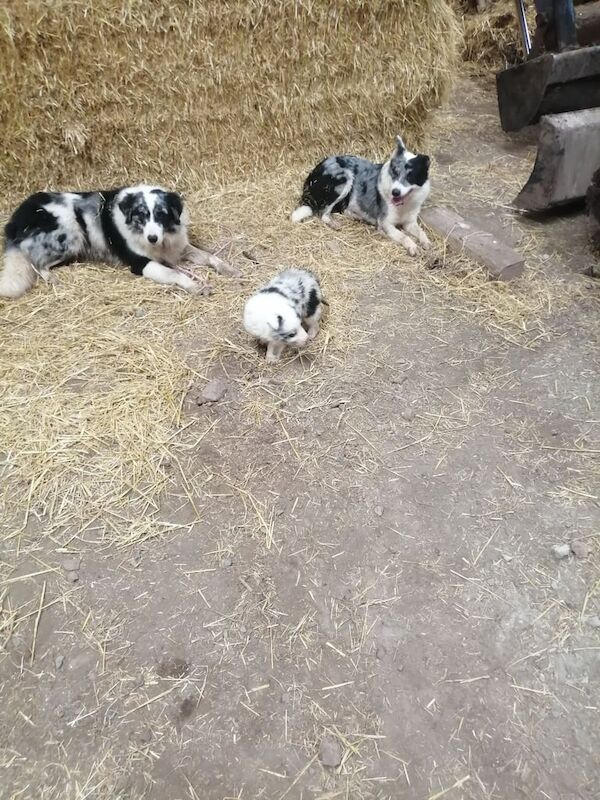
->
xmin=210 ymin=256 xmax=242 ymax=278
xmin=322 ymin=215 xmax=342 ymax=231
xmin=404 ymin=240 xmax=418 ymax=257
xmin=187 ymin=280 xmax=213 ymax=296
xmin=40 ymin=269 xmax=58 ymax=286
xmin=265 ymin=342 xmax=284 ymax=363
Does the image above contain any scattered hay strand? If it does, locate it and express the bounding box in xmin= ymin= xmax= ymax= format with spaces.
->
xmin=29 ymin=580 xmax=46 ymax=664
xmin=278 ymin=753 xmax=318 ymax=800
xmin=427 ymin=775 xmax=471 ymax=800
xmin=0 ymin=272 xmax=200 ymax=543
xmin=0 ymin=162 xmax=588 ymax=549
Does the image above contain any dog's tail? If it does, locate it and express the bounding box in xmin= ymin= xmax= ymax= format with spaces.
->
xmin=0 ymin=248 xmax=37 ymax=299
xmin=290 ymin=204 xmax=313 ymax=224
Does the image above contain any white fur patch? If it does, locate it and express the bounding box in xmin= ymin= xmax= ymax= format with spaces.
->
xmin=0 ymin=250 xmax=37 ymax=298
xmin=243 ymin=292 xmax=306 ymax=345
xmin=142 ymin=260 xmax=204 ymax=293
xmin=244 ymin=269 xmax=324 ymax=362
xmin=291 ymin=205 xmax=313 ymax=223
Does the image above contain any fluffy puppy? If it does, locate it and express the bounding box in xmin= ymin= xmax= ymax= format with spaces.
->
xmin=243 ymin=269 xmax=325 ymax=362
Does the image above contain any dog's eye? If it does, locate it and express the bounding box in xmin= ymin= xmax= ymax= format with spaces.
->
xmin=154 ymin=209 xmax=177 ymax=228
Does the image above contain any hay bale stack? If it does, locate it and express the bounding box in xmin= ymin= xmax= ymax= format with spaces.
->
xmin=0 ymin=0 xmax=460 ymax=199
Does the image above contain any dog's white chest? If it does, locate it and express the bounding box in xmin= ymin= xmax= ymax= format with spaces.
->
xmin=388 ymin=183 xmax=430 ymax=225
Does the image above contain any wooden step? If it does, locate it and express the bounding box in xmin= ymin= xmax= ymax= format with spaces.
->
xmin=515 ymin=107 xmax=600 ymax=211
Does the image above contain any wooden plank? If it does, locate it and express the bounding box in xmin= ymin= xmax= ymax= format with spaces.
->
xmin=515 ymin=107 xmax=600 ymax=211
xmin=496 ymin=45 xmax=600 ymax=131
xmin=497 ymin=55 xmax=553 ymax=132
xmin=420 ymin=206 xmax=525 ymax=281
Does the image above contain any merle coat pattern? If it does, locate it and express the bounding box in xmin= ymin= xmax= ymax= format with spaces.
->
xmin=261 ymin=269 xmax=322 ymax=321
xmin=243 ymin=269 xmax=325 ymax=363
xmin=291 ymin=136 xmax=431 ymax=255
xmin=0 ymin=184 xmax=238 ymax=299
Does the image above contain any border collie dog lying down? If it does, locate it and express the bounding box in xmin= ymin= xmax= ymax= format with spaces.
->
xmin=243 ymin=269 xmax=325 ymax=363
xmin=291 ymin=136 xmax=431 ymax=256
xmin=0 ymin=184 xmax=239 ymax=299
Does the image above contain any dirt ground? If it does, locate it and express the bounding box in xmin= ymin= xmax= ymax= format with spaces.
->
xmin=1 ymin=78 xmax=599 ymax=800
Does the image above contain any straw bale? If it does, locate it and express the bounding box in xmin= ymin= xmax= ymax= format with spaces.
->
xmin=0 ymin=0 xmax=461 ymax=198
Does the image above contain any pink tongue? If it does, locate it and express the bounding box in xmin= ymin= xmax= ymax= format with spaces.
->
xmin=393 ymin=188 xmax=413 ymax=205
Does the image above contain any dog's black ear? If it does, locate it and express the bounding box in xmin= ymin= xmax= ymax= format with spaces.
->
xmin=407 ymin=154 xmax=430 ymax=187
xmin=118 ymin=193 xmax=135 ymax=224
xmin=165 ymin=192 xmax=184 ymax=225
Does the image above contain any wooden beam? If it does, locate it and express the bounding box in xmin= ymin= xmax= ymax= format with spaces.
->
xmin=515 ymin=107 xmax=600 ymax=211
xmin=420 ymin=206 xmax=525 ymax=281
xmin=496 ymin=45 xmax=600 ymax=131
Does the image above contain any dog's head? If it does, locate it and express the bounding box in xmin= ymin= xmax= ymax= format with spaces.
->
xmin=244 ymin=291 xmax=309 ymax=347
xmin=386 ymin=136 xmax=430 ymax=206
xmin=270 ymin=305 xmax=309 ymax=346
xmin=117 ymin=187 xmax=184 ymax=248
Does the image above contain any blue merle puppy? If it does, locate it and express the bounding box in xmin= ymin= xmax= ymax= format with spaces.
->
xmin=0 ymin=184 xmax=238 ymax=299
xmin=243 ymin=269 xmax=325 ymax=363
xmin=291 ymin=136 xmax=431 ymax=256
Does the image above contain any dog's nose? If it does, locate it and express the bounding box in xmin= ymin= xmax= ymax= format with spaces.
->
xmin=147 ymin=234 xmax=158 ymax=244
xmin=391 ymin=188 xmax=401 ymax=198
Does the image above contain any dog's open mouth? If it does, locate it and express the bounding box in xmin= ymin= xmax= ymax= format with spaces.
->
xmin=391 ymin=188 xmax=413 ymax=206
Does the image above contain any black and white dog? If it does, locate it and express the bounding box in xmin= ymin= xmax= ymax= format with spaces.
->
xmin=291 ymin=136 xmax=431 ymax=256
xmin=0 ymin=184 xmax=238 ymax=299
xmin=243 ymin=269 xmax=325 ymax=362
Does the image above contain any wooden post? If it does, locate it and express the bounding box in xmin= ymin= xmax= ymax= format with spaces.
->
xmin=420 ymin=207 xmax=525 ymax=281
